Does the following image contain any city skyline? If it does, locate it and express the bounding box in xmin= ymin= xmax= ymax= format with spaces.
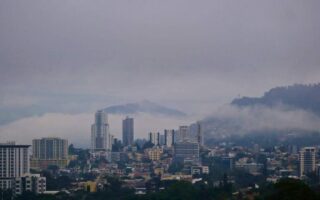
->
xmin=1 ymin=1 xmax=320 ymax=199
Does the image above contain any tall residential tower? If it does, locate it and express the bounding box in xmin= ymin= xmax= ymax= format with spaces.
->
xmin=178 ymin=126 xmax=189 ymax=142
xmin=91 ymin=110 xmax=111 ymax=152
xmin=31 ymin=137 xmax=68 ymax=169
xmin=122 ymin=117 xmax=134 ymax=146
xmin=149 ymin=132 xmax=160 ymax=146
xmin=164 ymin=129 xmax=175 ymax=148
xmin=299 ymin=147 xmax=316 ymax=177
xmin=0 ymin=142 xmax=30 ymax=190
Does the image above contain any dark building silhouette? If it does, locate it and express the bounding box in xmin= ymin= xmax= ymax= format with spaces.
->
xmin=122 ymin=117 xmax=134 ymax=146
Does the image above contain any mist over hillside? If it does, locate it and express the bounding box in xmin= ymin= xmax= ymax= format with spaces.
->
xmin=231 ymin=83 xmax=320 ymax=115
xmin=202 ymin=83 xmax=320 ymax=145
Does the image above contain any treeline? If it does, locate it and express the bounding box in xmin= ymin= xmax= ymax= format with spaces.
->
xmin=7 ymin=177 xmax=320 ymax=200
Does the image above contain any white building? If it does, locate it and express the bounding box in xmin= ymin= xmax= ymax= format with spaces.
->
xmin=91 ymin=110 xmax=111 ymax=152
xmin=14 ymin=173 xmax=46 ymax=195
xmin=0 ymin=142 xmax=30 ymax=190
xmin=149 ymin=132 xmax=160 ymax=146
xmin=164 ymin=129 xmax=174 ymax=148
xmin=202 ymin=166 xmax=209 ymax=174
xmin=299 ymin=147 xmax=316 ymax=177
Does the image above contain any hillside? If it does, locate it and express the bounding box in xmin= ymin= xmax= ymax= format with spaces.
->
xmin=231 ymin=83 xmax=320 ymax=115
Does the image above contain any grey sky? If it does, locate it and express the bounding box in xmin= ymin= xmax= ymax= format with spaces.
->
xmin=1 ymin=0 xmax=320 ymax=116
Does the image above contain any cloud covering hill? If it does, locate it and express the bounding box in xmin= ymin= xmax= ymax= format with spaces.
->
xmin=202 ymin=83 xmax=320 ymax=141
xmin=231 ymin=83 xmax=320 ymax=115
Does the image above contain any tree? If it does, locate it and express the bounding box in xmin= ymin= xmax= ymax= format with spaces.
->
xmin=168 ymin=162 xmax=183 ymax=174
xmin=68 ymin=144 xmax=76 ymax=155
xmin=0 ymin=189 xmax=13 ymax=200
xmin=263 ymin=178 xmax=317 ymax=200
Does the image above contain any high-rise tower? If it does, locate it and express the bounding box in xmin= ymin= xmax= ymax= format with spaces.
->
xmin=299 ymin=147 xmax=316 ymax=177
xmin=149 ymin=132 xmax=160 ymax=146
xmin=91 ymin=110 xmax=110 ymax=152
xmin=196 ymin=121 xmax=203 ymax=147
xmin=179 ymin=126 xmax=189 ymax=142
xmin=31 ymin=137 xmax=68 ymax=170
xmin=164 ymin=129 xmax=175 ymax=148
xmin=122 ymin=117 xmax=134 ymax=146
xmin=0 ymin=142 xmax=30 ymax=190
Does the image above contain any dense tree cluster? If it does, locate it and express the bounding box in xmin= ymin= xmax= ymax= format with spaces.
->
xmin=7 ymin=177 xmax=320 ymax=200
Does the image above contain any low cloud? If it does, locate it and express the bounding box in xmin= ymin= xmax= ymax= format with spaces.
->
xmin=203 ymin=105 xmax=320 ymax=138
xmin=0 ymin=112 xmax=195 ymax=148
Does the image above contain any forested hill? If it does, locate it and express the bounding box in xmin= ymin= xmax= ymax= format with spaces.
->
xmin=231 ymin=83 xmax=320 ymax=114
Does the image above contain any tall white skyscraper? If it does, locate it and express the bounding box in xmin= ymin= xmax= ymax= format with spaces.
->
xmin=299 ymin=147 xmax=316 ymax=177
xmin=164 ymin=129 xmax=175 ymax=148
xmin=91 ymin=110 xmax=111 ymax=152
xmin=122 ymin=117 xmax=134 ymax=146
xmin=149 ymin=132 xmax=160 ymax=146
xmin=0 ymin=142 xmax=30 ymax=190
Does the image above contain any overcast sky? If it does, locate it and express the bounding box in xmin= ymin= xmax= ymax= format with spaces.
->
xmin=0 ymin=0 xmax=320 ymax=145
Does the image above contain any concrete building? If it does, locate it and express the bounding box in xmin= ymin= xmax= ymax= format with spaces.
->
xmin=299 ymin=147 xmax=317 ymax=177
xmin=178 ymin=126 xmax=189 ymax=142
xmin=196 ymin=122 xmax=203 ymax=147
xmin=14 ymin=173 xmax=46 ymax=195
xmin=235 ymin=163 xmax=263 ymax=174
xmin=0 ymin=142 xmax=30 ymax=190
xmin=31 ymin=137 xmax=68 ymax=170
xmin=91 ymin=110 xmax=111 ymax=152
xmin=149 ymin=132 xmax=160 ymax=146
xmin=202 ymin=166 xmax=209 ymax=174
xmin=164 ymin=129 xmax=174 ymax=148
xmin=146 ymin=147 xmax=163 ymax=161
xmin=191 ymin=166 xmax=202 ymax=175
xmin=122 ymin=117 xmax=134 ymax=146
xmin=173 ymin=141 xmax=199 ymax=163
xmin=83 ymin=181 xmax=97 ymax=193
xmin=159 ymin=134 xmax=165 ymax=146
xmin=154 ymin=167 xmax=164 ymax=176
xmin=111 ymin=152 xmax=121 ymax=162
xmin=108 ymin=134 xmax=114 ymax=152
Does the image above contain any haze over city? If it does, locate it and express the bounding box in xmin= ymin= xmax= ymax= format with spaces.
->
xmin=1 ymin=0 xmax=320 ymax=145
xmin=2 ymin=1 xmax=320 ymax=200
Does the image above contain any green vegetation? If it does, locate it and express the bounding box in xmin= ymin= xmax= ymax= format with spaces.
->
xmin=168 ymin=162 xmax=184 ymax=174
xmin=11 ymin=177 xmax=320 ymax=200
xmin=42 ymin=170 xmax=73 ymax=190
xmin=260 ymin=178 xmax=318 ymax=200
xmin=68 ymin=145 xmax=90 ymax=170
